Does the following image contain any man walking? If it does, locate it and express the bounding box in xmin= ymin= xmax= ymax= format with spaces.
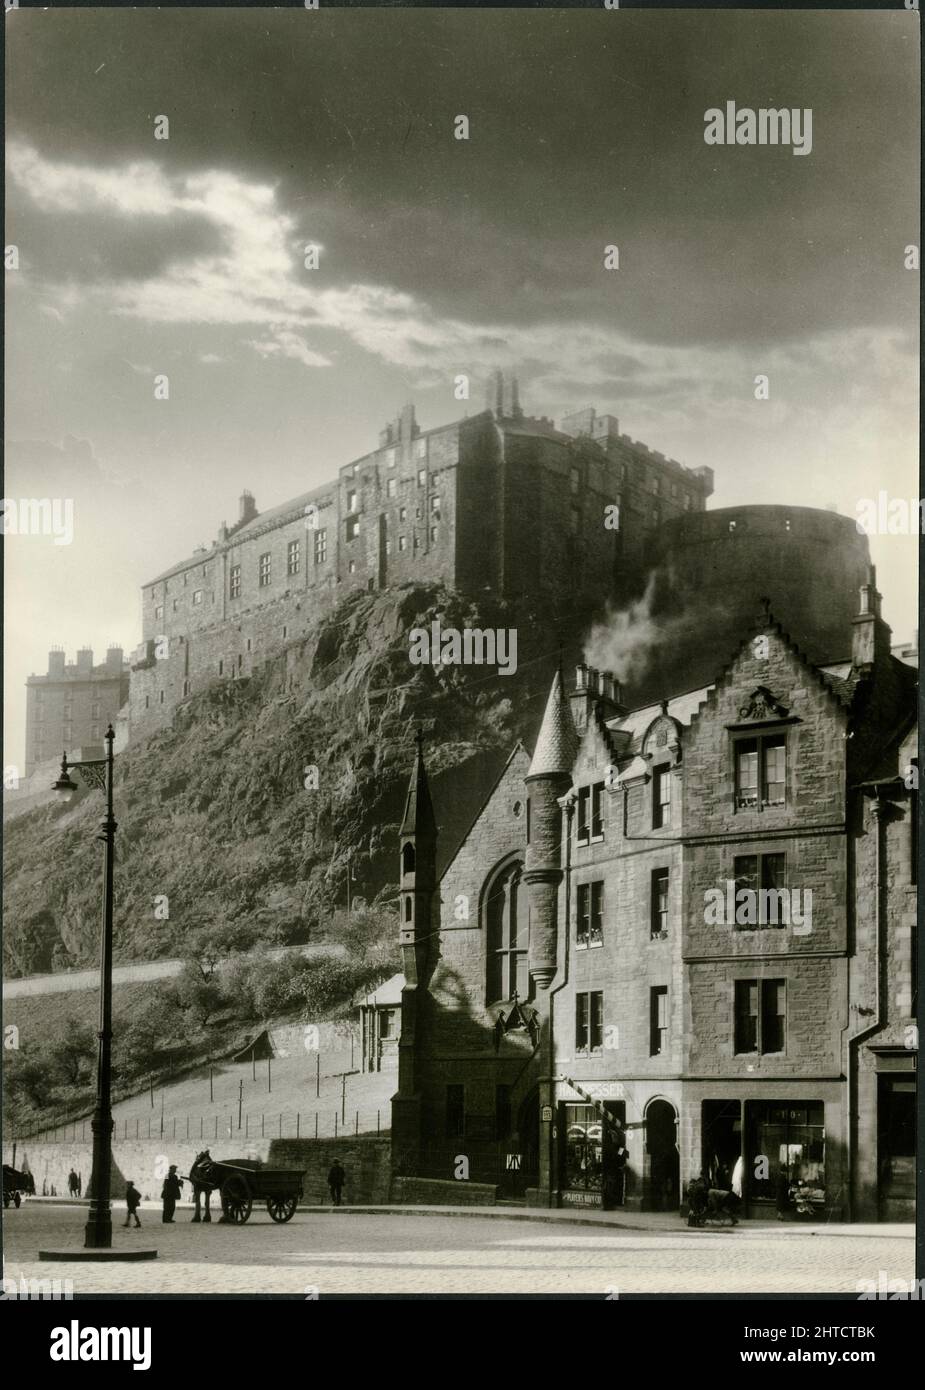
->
xmin=161 ymin=1165 xmax=183 ymax=1223
xmin=327 ymin=1160 xmax=345 ymax=1207
xmin=67 ymin=1168 xmax=79 ymax=1198
xmin=123 ymin=1180 xmax=142 ymax=1228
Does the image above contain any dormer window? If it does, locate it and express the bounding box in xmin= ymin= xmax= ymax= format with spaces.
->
xmin=576 ymin=783 xmax=604 ymax=844
xmin=653 ymin=765 xmax=671 ymax=829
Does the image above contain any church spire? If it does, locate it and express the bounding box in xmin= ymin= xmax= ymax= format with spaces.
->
xmin=400 ymin=726 xmax=437 ymax=839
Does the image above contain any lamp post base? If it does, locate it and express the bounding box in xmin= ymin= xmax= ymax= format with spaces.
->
xmin=39 ymin=1248 xmax=158 ymax=1262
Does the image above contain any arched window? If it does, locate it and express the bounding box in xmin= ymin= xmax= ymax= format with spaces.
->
xmin=404 ymin=896 xmax=412 ymax=923
xmin=485 ymin=859 xmax=528 ymax=1003
xmin=402 ymin=842 xmax=416 ymax=875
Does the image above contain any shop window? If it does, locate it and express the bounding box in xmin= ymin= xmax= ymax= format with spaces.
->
xmin=747 ymin=1101 xmax=825 ymax=1207
xmin=577 ymin=881 xmax=604 ymax=948
xmin=445 ymin=1085 xmax=465 ymax=1138
xmin=560 ymin=1101 xmax=625 ymax=1197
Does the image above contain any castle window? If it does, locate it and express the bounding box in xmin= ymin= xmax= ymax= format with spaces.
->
xmin=402 ymin=843 xmax=415 ymax=875
xmin=429 ymin=526 xmax=437 ymax=544
xmin=651 ymin=869 xmax=669 ymax=938
xmin=570 ymin=466 xmax=579 ymax=496
xmin=735 ymin=735 xmax=786 ymax=809
xmin=246 ymin=638 xmax=252 ymax=652
xmin=282 ymin=626 xmax=288 ymax=640
xmin=158 ymin=690 xmax=165 ymax=704
xmin=430 ymin=495 xmax=440 ymax=513
xmin=576 ymin=991 xmax=603 ymax=1054
xmin=404 ymin=896 xmax=412 ymax=922
xmin=346 ymin=517 xmax=360 ymax=543
xmin=348 ymin=560 xmax=356 ymax=574
xmin=684 ymin=494 xmax=692 ymax=511
xmin=386 ymin=477 xmax=397 ymax=498
xmin=415 ymin=437 xmax=426 ymax=460
xmin=218 ymin=660 xmax=224 ymax=675
xmin=346 ymin=490 xmax=357 ymax=512
xmin=192 ymin=588 xmax=203 ymax=606
xmin=182 ymin=680 xmax=191 ymax=697
xmin=183 ymin=572 xmax=188 ymax=586
xmin=398 ymin=536 xmax=407 ymax=552
xmin=486 ymin=859 xmax=528 ymax=1004
xmin=238 ymin=653 xmax=243 ymax=669
xmin=259 ymin=553 xmax=271 ymax=587
xmin=649 ymin=987 xmax=668 ymax=1056
xmin=413 ymin=536 xmax=420 ymax=551
xmin=385 ymin=448 xmax=396 ymax=469
xmin=653 ymin=765 xmax=671 ymax=828
xmin=399 ymin=507 xmax=407 ymax=522
xmin=145 ymin=696 xmax=150 ymax=709
xmin=155 ymin=604 xmax=164 ymax=620
xmin=314 ymin=529 xmax=327 ymax=564
xmin=577 ymin=881 xmax=604 ymax=948
xmin=417 ymin=468 xmax=426 ymax=488
xmin=385 ymin=539 xmax=392 ymax=555
xmin=287 ymin=539 xmax=301 ymax=576
xmin=229 ymin=565 xmax=241 ymax=599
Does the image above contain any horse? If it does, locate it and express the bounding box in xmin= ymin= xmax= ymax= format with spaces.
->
xmin=188 ymin=1149 xmax=219 ymax=1223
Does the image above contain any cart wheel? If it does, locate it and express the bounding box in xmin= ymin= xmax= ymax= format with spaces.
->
xmin=266 ymin=1195 xmax=299 ymax=1223
xmin=220 ymin=1175 xmax=252 ymax=1224
xmin=13 ymin=1192 xmax=22 ymax=1208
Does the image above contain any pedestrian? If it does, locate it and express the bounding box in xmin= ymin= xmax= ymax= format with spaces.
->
xmin=123 ymin=1180 xmax=142 ymax=1228
xmin=77 ymin=1171 xmax=82 ymax=1197
xmin=731 ymin=1154 xmax=744 ymax=1200
xmin=327 ymin=1160 xmax=345 ymax=1207
xmin=775 ymin=1165 xmax=790 ymax=1222
xmin=67 ymin=1168 xmax=78 ymax=1198
xmin=161 ymin=1165 xmax=183 ymax=1223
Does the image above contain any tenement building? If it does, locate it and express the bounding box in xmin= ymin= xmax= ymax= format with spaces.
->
xmin=24 ymin=646 xmax=129 ymax=777
xmin=128 ymin=373 xmax=714 ymax=739
xmin=391 ymin=569 xmax=917 ymax=1222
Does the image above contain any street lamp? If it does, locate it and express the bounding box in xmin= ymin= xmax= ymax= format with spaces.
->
xmin=52 ymin=726 xmax=118 ymax=1249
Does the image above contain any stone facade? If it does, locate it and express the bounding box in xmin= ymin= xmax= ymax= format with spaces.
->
xmin=24 ymin=647 xmax=129 ymax=777
xmin=391 ymin=572 xmax=916 ymax=1222
xmin=128 ymin=375 xmax=713 ymax=741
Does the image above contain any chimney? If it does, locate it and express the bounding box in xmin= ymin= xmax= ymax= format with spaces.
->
xmin=48 ymin=648 xmax=65 ymax=678
xmin=571 ymin=664 xmax=626 ymax=731
xmin=238 ymin=490 xmax=258 ymax=526
xmin=852 ymin=567 xmax=892 ymax=674
xmin=399 ymin=403 xmax=418 ymax=442
xmin=485 ymin=369 xmax=524 ymax=422
xmin=105 ymin=646 xmax=123 ymax=674
xmin=76 ymin=648 xmax=93 ymax=675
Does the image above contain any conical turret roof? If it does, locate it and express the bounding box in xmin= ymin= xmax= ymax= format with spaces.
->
xmin=400 ymin=728 xmax=437 ymax=836
xmin=528 ymin=667 xmax=579 ymax=777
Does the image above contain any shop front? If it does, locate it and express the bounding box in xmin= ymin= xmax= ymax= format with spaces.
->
xmin=558 ymin=1100 xmax=626 ymax=1209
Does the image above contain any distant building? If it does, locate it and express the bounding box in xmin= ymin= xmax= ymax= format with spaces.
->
xmin=357 ymin=973 xmax=404 ymax=1073
xmin=24 ymin=647 xmax=129 ymax=778
xmin=128 ymin=373 xmax=714 ymax=739
xmin=391 ymin=569 xmax=917 ymax=1222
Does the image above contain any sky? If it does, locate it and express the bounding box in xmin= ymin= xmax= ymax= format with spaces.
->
xmin=4 ymin=6 xmax=920 ymax=772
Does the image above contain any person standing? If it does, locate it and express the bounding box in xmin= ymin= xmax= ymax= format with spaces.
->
xmin=67 ymin=1168 xmax=79 ymax=1198
xmin=123 ymin=1180 xmax=142 ymax=1228
xmin=327 ymin=1160 xmax=345 ymax=1207
xmin=161 ymin=1165 xmax=183 ymax=1223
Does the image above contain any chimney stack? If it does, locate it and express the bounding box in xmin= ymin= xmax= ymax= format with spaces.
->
xmin=238 ymin=490 xmax=258 ymax=526
xmin=48 ymin=648 xmax=65 ymax=678
xmin=852 ymin=566 xmax=892 ymax=674
xmin=485 ymin=369 xmax=524 ymax=422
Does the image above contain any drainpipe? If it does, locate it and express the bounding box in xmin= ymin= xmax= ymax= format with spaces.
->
xmin=845 ymin=790 xmax=885 ymax=1221
xmin=542 ymin=789 xmax=576 ymax=1206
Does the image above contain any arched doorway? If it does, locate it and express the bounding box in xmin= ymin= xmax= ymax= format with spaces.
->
xmin=644 ymin=1098 xmax=680 ymax=1211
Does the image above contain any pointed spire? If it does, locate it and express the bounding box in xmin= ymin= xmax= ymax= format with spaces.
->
xmin=528 ymin=667 xmax=579 ymax=778
xmin=401 ymin=726 xmax=437 ymax=836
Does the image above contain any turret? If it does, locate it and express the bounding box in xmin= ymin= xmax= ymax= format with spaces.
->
xmin=524 ymin=667 xmax=578 ymax=989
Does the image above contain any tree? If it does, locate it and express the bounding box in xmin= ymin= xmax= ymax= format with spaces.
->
xmin=48 ymin=1018 xmax=97 ymax=1087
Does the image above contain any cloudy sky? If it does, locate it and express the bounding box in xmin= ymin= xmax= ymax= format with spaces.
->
xmin=4 ymin=6 xmax=919 ymax=770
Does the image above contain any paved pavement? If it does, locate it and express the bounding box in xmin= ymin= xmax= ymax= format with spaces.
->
xmin=3 ymin=1201 xmax=914 ymax=1296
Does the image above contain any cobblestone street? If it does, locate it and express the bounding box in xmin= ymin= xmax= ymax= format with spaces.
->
xmin=3 ymin=1202 xmax=914 ymax=1297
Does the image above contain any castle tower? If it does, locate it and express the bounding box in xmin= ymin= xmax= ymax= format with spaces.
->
xmin=524 ymin=666 xmax=578 ymax=989
xmin=485 ymin=368 xmax=524 ymax=422
xmin=392 ymin=728 xmax=438 ymax=1169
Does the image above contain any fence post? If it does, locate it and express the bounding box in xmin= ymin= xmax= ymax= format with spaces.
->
xmin=314 ymin=1113 xmax=318 ymax=1140
xmin=200 ymin=1116 xmax=203 ymax=1139
xmin=316 ymin=1054 xmax=320 ymax=1098
xmin=297 ymin=1113 xmax=300 ymax=1139
xmin=245 ymin=1114 xmax=249 ymax=1138
xmin=279 ymin=1114 xmax=282 ymax=1138
xmin=148 ymin=1118 xmax=151 ymax=1139
xmin=173 ymin=1118 xmax=176 ymax=1140
xmin=355 ymin=1111 xmax=358 ymax=1136
xmin=377 ymin=1110 xmax=380 ymax=1136
xmin=186 ymin=1115 xmax=189 ymax=1139
xmin=334 ymin=1113 xmax=338 ymax=1138
xmin=262 ymin=1114 xmax=265 ymax=1138
xmin=214 ymin=1116 xmax=218 ymax=1140
xmin=136 ymin=1118 xmax=139 ymax=1139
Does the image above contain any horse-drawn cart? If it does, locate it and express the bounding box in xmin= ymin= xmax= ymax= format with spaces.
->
xmin=3 ymin=1164 xmax=33 ymax=1209
xmin=187 ymin=1151 xmax=304 ymax=1224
